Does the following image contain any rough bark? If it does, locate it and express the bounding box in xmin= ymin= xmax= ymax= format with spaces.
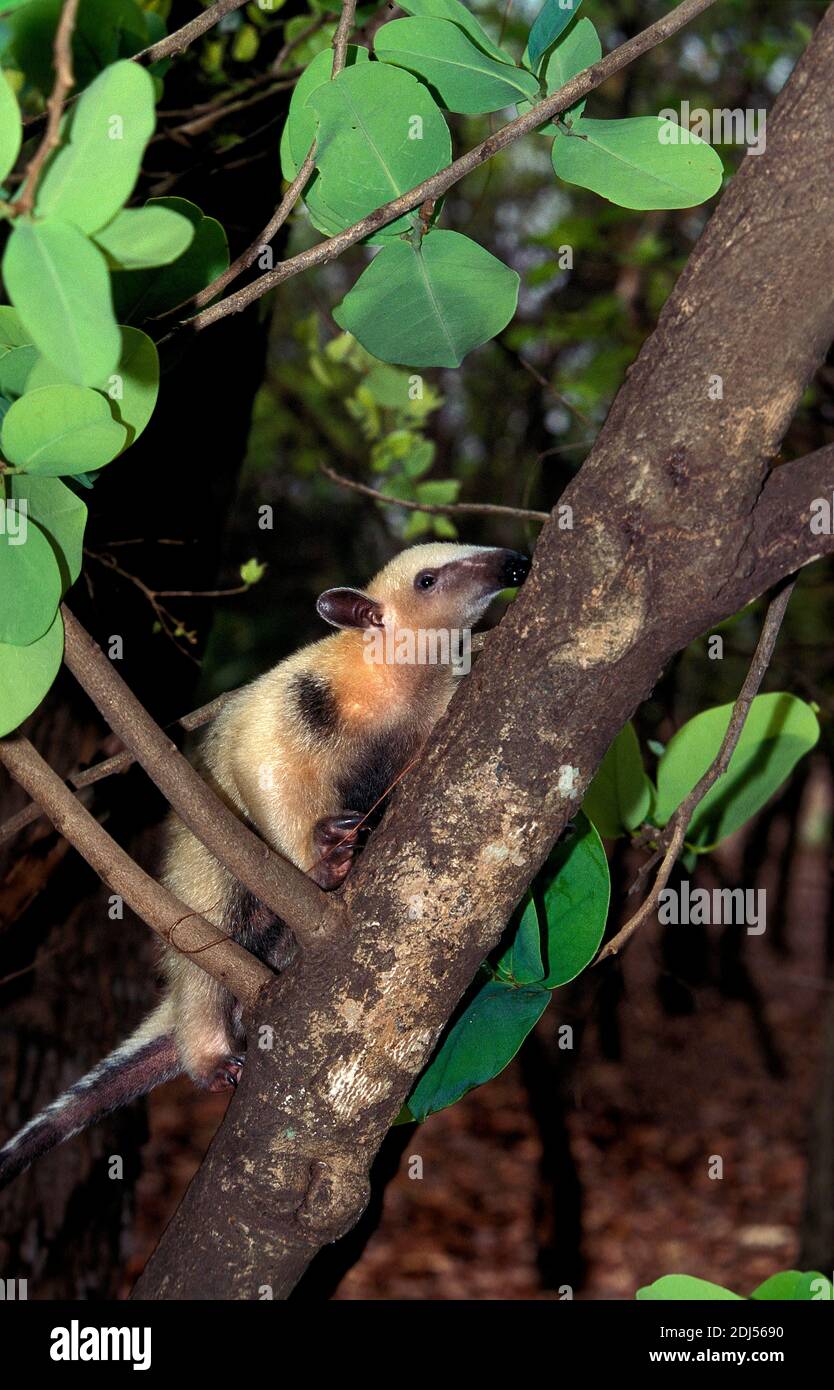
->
xmin=131 ymin=10 xmax=834 ymax=1298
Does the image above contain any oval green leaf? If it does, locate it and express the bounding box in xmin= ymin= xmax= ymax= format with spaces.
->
xmin=93 ymin=206 xmax=194 ymax=269
xmin=653 ymin=692 xmax=820 ymax=851
xmin=334 ymin=230 xmax=519 ymax=368
xmin=375 ymin=17 xmax=538 ymax=114
xmin=583 ymin=721 xmax=652 ymax=838
xmin=111 ymin=197 xmax=228 ymax=321
xmin=35 ymin=60 xmax=156 ymax=234
xmin=406 ymin=976 xmax=550 ymax=1122
xmin=552 ymin=116 xmax=724 ymax=210
xmin=0 ymin=507 xmax=62 ymax=644
xmin=3 ymin=219 xmax=121 ymax=385
xmin=2 ymin=384 xmax=126 ymax=475
xmin=0 ymin=608 xmax=64 ymax=737
xmin=8 ymin=474 xmax=87 ymax=591
xmin=637 ymin=1275 xmax=742 ymax=1301
xmin=26 ymin=326 xmax=159 ymax=448
xmin=303 ymin=62 xmax=451 ymax=241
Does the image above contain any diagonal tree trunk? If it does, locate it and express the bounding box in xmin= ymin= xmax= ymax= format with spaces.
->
xmin=131 ymin=8 xmax=834 ymax=1299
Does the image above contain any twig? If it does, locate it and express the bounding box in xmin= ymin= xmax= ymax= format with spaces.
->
xmin=15 ymin=0 xmax=80 ymax=217
xmin=135 ymin=0 xmax=252 ymax=66
xmin=163 ymin=0 xmax=359 ymax=319
xmin=60 ymin=606 xmax=345 ymax=950
xmin=0 ymin=693 xmax=231 ymax=848
xmin=175 ymin=0 xmax=718 ymax=336
xmin=320 ymin=462 xmax=550 ymax=523
xmin=0 ymin=734 xmax=272 ymax=1008
xmin=596 ymin=579 xmax=797 ymax=963
xmin=331 ymin=0 xmax=358 ymax=75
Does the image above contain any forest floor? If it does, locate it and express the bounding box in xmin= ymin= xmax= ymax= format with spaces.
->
xmin=126 ymin=839 xmax=831 ymax=1300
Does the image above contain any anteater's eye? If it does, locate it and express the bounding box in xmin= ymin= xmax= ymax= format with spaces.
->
xmin=415 ymin=571 xmax=437 ymax=591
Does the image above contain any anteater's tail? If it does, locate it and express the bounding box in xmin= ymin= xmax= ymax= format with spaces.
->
xmin=0 ymin=1001 xmax=181 ymax=1191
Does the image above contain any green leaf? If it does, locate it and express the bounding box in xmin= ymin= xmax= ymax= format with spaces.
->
xmin=528 ymin=0 xmax=583 ymax=71
xmin=279 ymin=44 xmax=370 ymax=181
xmin=302 ymin=62 xmax=451 ymax=241
xmin=750 ymin=1271 xmax=833 ymax=1301
xmin=654 ymin=693 xmax=819 ymax=851
xmin=0 ymin=68 xmax=22 ymax=186
xmin=552 ymin=117 xmax=724 ymax=210
xmin=637 ymin=1275 xmax=742 ymax=1301
xmin=26 ymin=326 xmax=159 ymax=448
xmin=35 ymin=60 xmax=156 ymax=233
xmin=539 ymin=811 xmax=609 ymax=986
xmin=334 ymin=230 xmax=519 ymax=368
xmin=2 ymin=384 xmax=126 ymax=475
xmin=111 ymin=197 xmax=228 ymax=321
xmin=8 ymin=475 xmax=87 ymax=591
xmin=240 ymin=557 xmax=267 ymax=585
xmin=416 ymin=478 xmax=459 ymax=505
xmin=375 ymin=17 xmax=538 ymax=114
xmin=583 ymin=721 xmax=652 ymax=837
xmin=406 ymin=976 xmax=550 ymax=1122
xmin=0 ymin=507 xmax=62 ymax=644
xmin=3 ymin=219 xmax=121 ymax=385
xmin=0 ymin=608 xmax=64 ymax=737
xmin=517 ymin=17 xmax=601 ymax=131
xmin=93 ymin=206 xmax=194 ymax=269
xmin=494 ymin=896 xmax=545 ymax=984
xmin=397 ymin=0 xmax=511 ymax=63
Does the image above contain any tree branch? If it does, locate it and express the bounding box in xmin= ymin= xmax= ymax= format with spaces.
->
xmin=597 ymin=577 xmax=797 ymax=962
xmin=180 ymin=0 xmax=719 ymax=335
xmin=319 ymin=461 xmax=550 ymax=523
xmin=135 ymin=0 xmax=252 ymax=66
xmin=0 ymin=734 xmax=271 ymax=1008
xmin=15 ymin=0 xmax=79 ymax=217
xmin=60 ymin=607 xmax=345 ymax=951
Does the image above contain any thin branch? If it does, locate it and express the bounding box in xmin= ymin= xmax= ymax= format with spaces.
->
xmin=135 ymin=0 xmax=252 ymax=66
xmin=597 ymin=578 xmax=797 ymax=963
xmin=60 ymin=606 xmax=345 ymax=950
xmin=331 ymin=0 xmax=358 ymax=75
xmin=164 ymin=0 xmax=359 ymax=318
xmin=178 ymin=0 xmax=718 ymax=335
xmin=0 ymin=693 xmax=231 ymax=848
xmin=15 ymin=0 xmax=79 ymax=217
xmin=320 ymin=461 xmax=550 ymax=523
xmin=0 ymin=734 xmax=272 ymax=1008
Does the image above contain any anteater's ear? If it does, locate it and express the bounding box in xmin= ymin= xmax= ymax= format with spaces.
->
xmin=316 ymin=587 xmax=384 ymax=630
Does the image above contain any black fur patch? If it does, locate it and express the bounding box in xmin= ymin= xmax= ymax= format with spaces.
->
xmin=226 ymin=885 xmax=296 ymax=973
xmin=292 ymin=672 xmax=338 ymax=737
xmin=337 ymin=729 xmax=420 ymax=821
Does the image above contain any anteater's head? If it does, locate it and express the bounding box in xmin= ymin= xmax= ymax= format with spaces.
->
xmin=316 ymin=543 xmax=531 ymax=638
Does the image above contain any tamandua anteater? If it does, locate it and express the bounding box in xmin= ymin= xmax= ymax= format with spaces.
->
xmin=0 ymin=542 xmax=530 ymax=1188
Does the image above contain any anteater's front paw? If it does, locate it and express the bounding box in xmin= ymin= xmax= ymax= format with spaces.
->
xmin=206 ymin=1054 xmax=245 ymax=1092
xmin=309 ymin=811 xmax=366 ymax=889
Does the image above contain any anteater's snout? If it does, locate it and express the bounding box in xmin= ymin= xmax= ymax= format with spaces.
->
xmin=500 ymin=550 xmax=531 ymax=588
